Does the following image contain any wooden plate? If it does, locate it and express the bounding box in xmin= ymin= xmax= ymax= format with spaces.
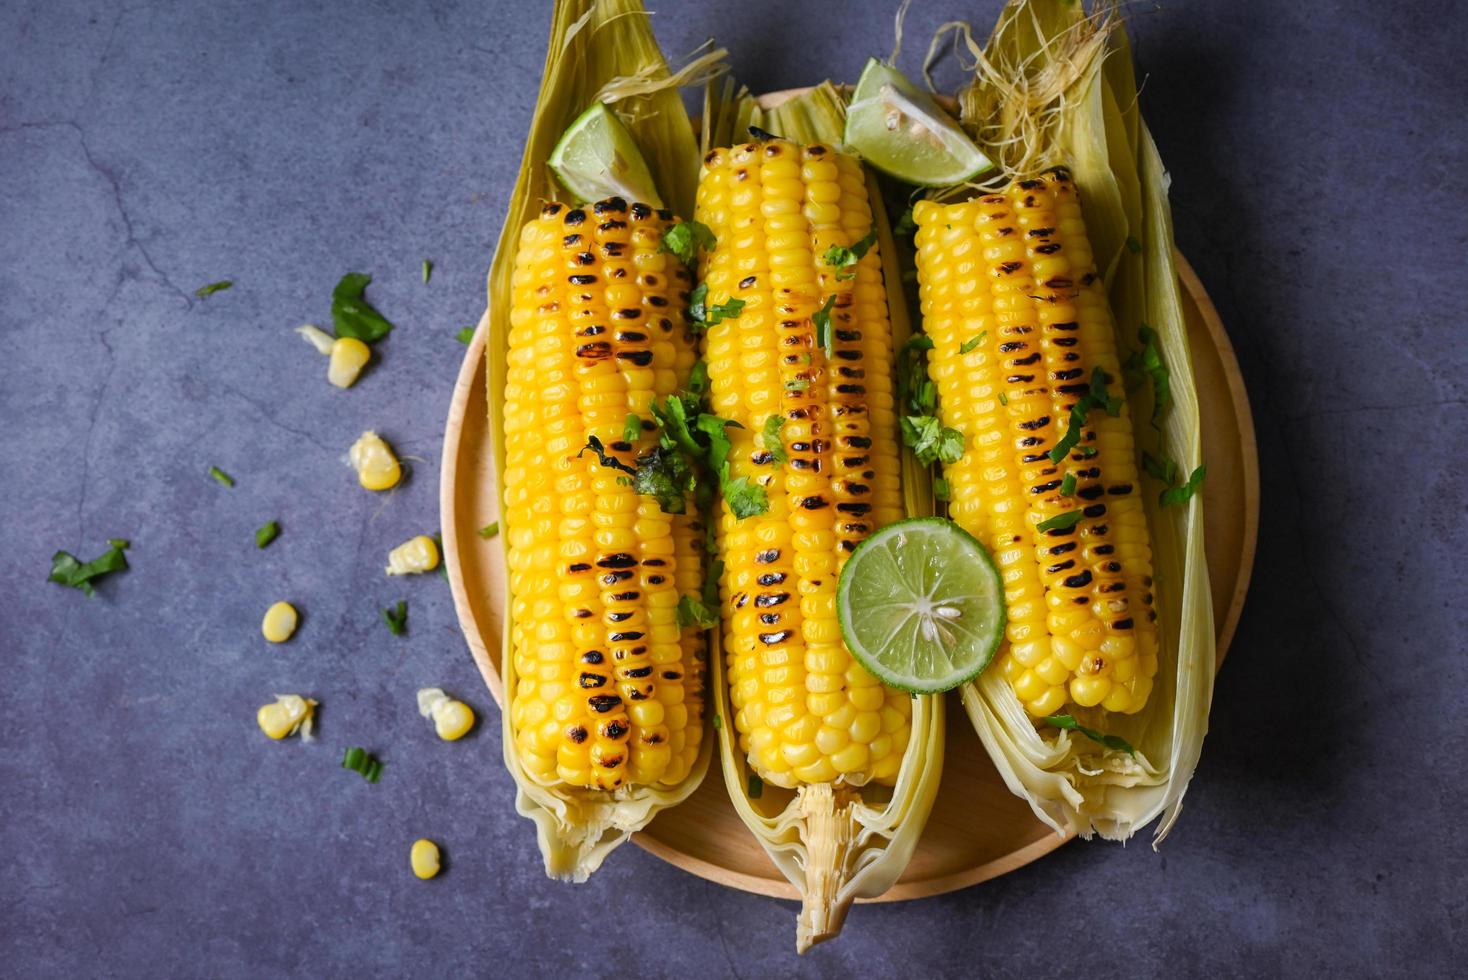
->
xmin=440 ymin=251 xmax=1258 ymax=901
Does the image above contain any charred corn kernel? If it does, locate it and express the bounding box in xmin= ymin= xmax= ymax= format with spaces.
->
xmin=913 ymin=167 xmax=1159 ymax=720
xmin=502 ymin=198 xmax=706 ymax=791
xmin=295 ymin=324 xmax=335 ymax=354
xmin=261 ymin=601 xmax=298 ymax=643
xmin=349 ymin=430 xmax=401 ymax=490
xmin=328 ymin=336 xmax=372 ymax=388
xmin=257 ymin=694 xmax=316 ymax=740
xmin=386 ymin=535 xmax=440 ymax=575
xmin=416 ymin=687 xmax=476 ymax=741
xmin=410 ymin=838 xmax=441 ymax=879
xmin=695 ymin=140 xmax=910 ymax=790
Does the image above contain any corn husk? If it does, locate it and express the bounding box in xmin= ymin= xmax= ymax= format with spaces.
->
xmin=946 ymin=0 xmax=1215 ymax=841
xmin=484 ymin=0 xmax=715 ymax=882
xmin=699 ymin=78 xmax=945 ymax=953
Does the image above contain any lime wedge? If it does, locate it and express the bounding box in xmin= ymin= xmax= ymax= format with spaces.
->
xmin=548 ymin=102 xmax=663 ymax=208
xmin=836 ymin=518 xmax=1006 ymax=694
xmin=843 ymin=58 xmax=994 ymax=186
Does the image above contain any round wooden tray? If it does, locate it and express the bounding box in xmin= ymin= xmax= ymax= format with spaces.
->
xmin=440 ymin=252 xmax=1258 ymax=901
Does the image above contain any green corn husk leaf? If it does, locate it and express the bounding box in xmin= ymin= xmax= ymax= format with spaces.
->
xmin=484 ymin=0 xmax=714 ymax=883
xmin=700 ymin=78 xmax=944 ymax=953
xmin=946 ymin=0 xmax=1215 ymax=842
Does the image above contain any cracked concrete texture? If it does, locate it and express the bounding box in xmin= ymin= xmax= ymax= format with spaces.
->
xmin=1 ymin=0 xmax=1463 ymax=976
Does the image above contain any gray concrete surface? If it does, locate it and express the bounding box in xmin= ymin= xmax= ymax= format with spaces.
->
xmin=2 ymin=0 xmax=1464 ymax=976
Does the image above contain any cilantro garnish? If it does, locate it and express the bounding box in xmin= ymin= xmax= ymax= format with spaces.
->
xmin=762 ymin=415 xmax=787 ymax=465
xmin=455 ymin=325 xmax=476 ymax=344
xmin=331 ymin=272 xmax=395 ymax=344
xmin=1059 ymin=473 xmax=1077 ymax=496
xmin=822 ymin=229 xmax=878 ymax=281
xmin=960 ymin=331 xmax=987 ymax=354
xmin=48 ymin=538 xmax=131 ymax=597
xmin=901 ymin=415 xmax=965 ymax=467
xmin=1044 ymin=714 xmax=1136 ymax=757
xmin=723 ymin=476 xmax=768 ymax=519
xmin=687 ymin=282 xmax=744 ymax=330
xmin=478 ymin=521 xmax=499 ymax=539
xmin=255 ymin=521 xmax=280 ymax=549
xmin=623 ymin=413 xmax=642 ymax=443
xmin=812 ymin=294 xmax=838 ymax=359
xmin=195 ymin=280 xmax=233 ymax=298
xmin=1036 ymin=510 xmax=1083 ymax=533
xmin=380 ymin=600 xmax=408 ymax=636
xmin=660 ymin=221 xmax=716 ymax=266
xmin=1048 ymin=366 xmax=1120 ymax=463
xmin=1160 ymin=465 xmax=1208 ymax=508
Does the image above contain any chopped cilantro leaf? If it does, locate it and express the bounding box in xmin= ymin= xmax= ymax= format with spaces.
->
xmin=1036 ymin=510 xmax=1083 ymax=533
xmin=455 ymin=325 xmax=476 ymax=344
xmin=812 ymin=294 xmax=837 ymax=359
xmin=1136 ymin=325 xmax=1171 ymax=427
xmin=998 ymin=391 xmax=1009 ymax=406
xmin=762 ymin=415 xmax=787 ymax=464
xmin=960 ymin=331 xmax=987 ymax=354
xmin=676 ymin=594 xmax=719 ymax=630
xmin=623 ymin=413 xmax=641 ymax=442
xmin=1044 ymin=713 xmax=1136 ymax=756
xmin=933 ymin=478 xmax=951 ymax=501
xmin=687 ymin=282 xmax=743 ymax=330
xmin=195 ymin=280 xmax=233 ymax=298
xmin=421 ymin=259 xmax=433 ymax=283
xmin=209 ymin=466 xmax=234 ymax=487
xmin=785 ymin=378 xmax=809 ymax=392
xmin=723 ymin=476 xmax=768 ymax=519
xmin=331 ymin=272 xmax=395 ymax=344
xmin=660 ymin=221 xmax=715 ymax=266
xmin=48 ymin=538 xmax=130 ymax=597
xmin=1142 ymin=450 xmax=1179 ymax=486
xmin=380 ymin=600 xmax=408 ymax=636
xmin=901 ymin=415 xmax=965 ymax=466
xmin=747 ymin=771 xmax=764 ymax=799
xmin=1049 ymin=367 xmax=1117 ymax=463
xmin=477 ymin=521 xmax=499 ymax=538
xmin=255 ymin=521 xmax=280 ymax=549
xmin=822 ymin=229 xmax=878 ymax=280
xmin=1160 ymin=465 xmax=1207 ymax=508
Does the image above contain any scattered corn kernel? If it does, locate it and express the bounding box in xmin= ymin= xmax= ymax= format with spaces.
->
xmin=328 ymin=336 xmax=372 ymax=388
xmin=295 ymin=323 xmax=335 ymax=355
xmin=261 ymin=600 xmax=299 ymax=643
xmin=410 ymin=838 xmax=441 ymax=879
xmin=386 ymin=535 xmax=440 ymax=576
xmin=257 ymin=694 xmax=317 ymax=740
xmin=417 ymin=687 xmax=475 ymax=741
xmin=349 ymin=430 xmax=401 ymax=490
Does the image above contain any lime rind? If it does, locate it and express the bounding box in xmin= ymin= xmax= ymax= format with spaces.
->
xmin=548 ymin=102 xmax=663 ymax=208
xmin=842 ymin=57 xmax=994 ymax=187
xmin=837 ymin=517 xmax=1006 ymax=694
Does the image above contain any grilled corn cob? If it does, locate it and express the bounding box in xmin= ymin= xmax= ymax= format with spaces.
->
xmin=696 ymin=137 xmax=935 ymax=950
xmin=502 ymin=196 xmax=707 ymax=795
xmin=913 ymin=167 xmax=1158 ymax=719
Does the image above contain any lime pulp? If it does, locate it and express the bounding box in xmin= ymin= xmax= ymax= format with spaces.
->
xmin=836 ymin=518 xmax=1006 ymax=694
xmin=547 ymin=101 xmax=663 ymax=208
xmin=842 ymin=58 xmax=994 ymax=186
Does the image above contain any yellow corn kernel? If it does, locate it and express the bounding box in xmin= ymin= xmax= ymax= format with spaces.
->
xmin=261 ymin=601 xmax=298 ymax=643
xmin=349 ymin=430 xmax=401 ymax=490
xmin=417 ymin=687 xmax=476 ymax=741
xmin=410 ymin=838 xmax=441 ymax=879
xmin=386 ymin=535 xmax=440 ymax=575
xmin=257 ymin=694 xmax=316 ymax=740
xmin=328 ymin=336 xmax=371 ymax=388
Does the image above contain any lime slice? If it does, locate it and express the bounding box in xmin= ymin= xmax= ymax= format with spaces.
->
xmin=843 ymin=58 xmax=994 ymax=186
xmin=837 ymin=518 xmax=1005 ymax=694
xmin=548 ymin=102 xmax=663 ymax=208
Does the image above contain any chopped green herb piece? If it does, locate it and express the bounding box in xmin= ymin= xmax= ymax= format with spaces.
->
xmin=676 ymin=594 xmax=719 ymax=629
xmin=1125 ymin=236 xmax=1142 ymax=254
xmin=660 ymin=221 xmax=716 ymax=266
xmin=960 ymin=331 xmax=987 ymax=354
xmin=785 ymin=378 xmax=809 ymax=392
xmin=933 ymin=478 xmax=951 ymax=501
xmin=1134 ymin=325 xmax=1171 ymax=427
xmin=455 ymin=325 xmax=476 ymax=344
xmin=1160 ymin=465 xmax=1208 ymax=508
xmin=342 ymin=746 xmax=385 ymax=783
xmin=688 ymin=359 xmax=709 ymax=398
xmin=47 ymin=538 xmax=130 ymax=597
xmin=208 ymin=466 xmax=234 ymax=487
xmin=623 ymin=413 xmax=642 ymax=442
xmin=895 ymin=333 xmax=935 ymax=415
xmin=477 ymin=521 xmax=499 ymax=539
xmin=380 ymin=600 xmax=408 ymax=636
xmin=1142 ymin=450 xmax=1179 ymax=487
xmin=1044 ymin=713 xmax=1136 ymax=756
xmin=822 ymin=229 xmax=878 ymax=280
xmin=762 ymin=415 xmax=787 ymax=465
xmin=687 ymin=282 xmax=744 ymax=330
xmin=1048 ymin=366 xmax=1117 ymax=463
xmin=812 ymin=293 xmax=838 ymax=358
xmin=998 ymin=391 xmax=1009 ymax=406
xmin=255 ymin=521 xmax=280 ymax=549
xmin=1077 ymin=445 xmax=1097 ymax=458
xmin=1036 ymin=510 xmax=1083 ymax=533
xmin=723 ymin=475 xmax=768 ymax=519
xmin=195 ymin=280 xmax=233 ymax=298
xmin=331 ymin=272 xmax=396 ymax=344
xmin=1059 ymin=473 xmax=1077 ymax=497
xmin=421 ymin=259 xmax=433 ymax=283
xmin=747 ymin=771 xmax=764 ymax=799
xmin=712 ymin=714 xmax=722 ymax=730
xmin=901 ymin=415 xmax=965 ymax=466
